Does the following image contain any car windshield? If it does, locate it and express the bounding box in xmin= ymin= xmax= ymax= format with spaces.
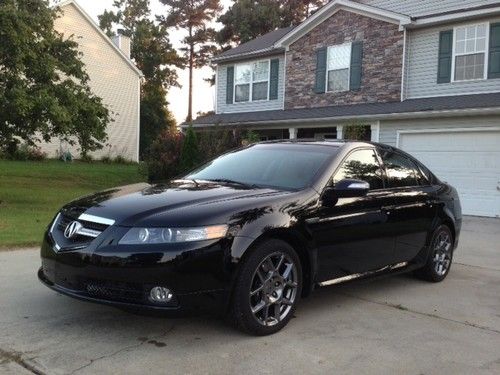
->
xmin=185 ymin=144 xmax=337 ymax=190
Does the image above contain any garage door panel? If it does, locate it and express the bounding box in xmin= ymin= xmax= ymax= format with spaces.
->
xmin=399 ymin=129 xmax=500 ymax=218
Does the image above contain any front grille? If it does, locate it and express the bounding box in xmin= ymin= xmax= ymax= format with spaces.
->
xmin=50 ymin=213 xmax=111 ymax=250
xmin=86 ymin=280 xmax=146 ymax=303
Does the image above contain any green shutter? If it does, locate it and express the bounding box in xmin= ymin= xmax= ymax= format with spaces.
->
xmin=488 ymin=22 xmax=500 ymax=79
xmin=350 ymin=41 xmax=363 ymax=91
xmin=437 ymin=30 xmax=453 ymax=84
xmin=269 ymin=59 xmax=279 ymax=100
xmin=226 ymin=66 xmax=234 ymax=104
xmin=314 ymin=47 xmax=327 ymax=94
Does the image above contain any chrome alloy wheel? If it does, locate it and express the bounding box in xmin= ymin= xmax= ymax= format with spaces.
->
xmin=249 ymin=252 xmax=298 ymax=327
xmin=432 ymin=230 xmax=452 ymax=276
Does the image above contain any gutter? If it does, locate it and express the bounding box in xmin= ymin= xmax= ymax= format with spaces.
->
xmin=183 ymin=107 xmax=500 ymax=128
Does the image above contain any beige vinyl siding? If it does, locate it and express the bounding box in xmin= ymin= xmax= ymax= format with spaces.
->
xmin=356 ymin=0 xmax=500 ymax=17
xmin=379 ymin=115 xmax=500 ymax=146
xmin=216 ymin=55 xmax=285 ymax=114
xmin=404 ymin=17 xmax=500 ymax=99
xmin=40 ymin=3 xmax=140 ymax=161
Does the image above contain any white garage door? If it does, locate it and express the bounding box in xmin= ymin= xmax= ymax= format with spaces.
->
xmin=398 ymin=128 xmax=500 ymax=217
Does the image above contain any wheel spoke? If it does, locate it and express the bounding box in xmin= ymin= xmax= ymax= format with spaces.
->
xmin=264 ymin=258 xmax=275 ymax=273
xmin=282 ymin=263 xmax=293 ymax=279
xmin=282 ymin=298 xmax=293 ymax=306
xmin=276 ymin=254 xmax=285 ymax=271
xmin=273 ymin=303 xmax=281 ymax=321
xmin=251 ymin=301 xmax=266 ymax=314
xmin=250 ymin=285 xmax=264 ymax=296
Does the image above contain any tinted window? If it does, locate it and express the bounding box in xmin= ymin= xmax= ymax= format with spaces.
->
xmin=380 ymin=151 xmax=420 ymax=188
xmin=333 ymin=149 xmax=384 ymax=190
xmin=186 ymin=144 xmax=336 ymax=190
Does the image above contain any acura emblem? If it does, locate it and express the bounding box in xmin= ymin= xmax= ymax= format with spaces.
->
xmin=64 ymin=221 xmax=83 ymax=239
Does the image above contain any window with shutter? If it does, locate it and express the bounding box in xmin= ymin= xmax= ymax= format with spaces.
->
xmin=488 ymin=22 xmax=500 ymax=79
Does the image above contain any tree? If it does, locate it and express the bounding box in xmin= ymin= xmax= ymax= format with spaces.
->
xmin=217 ymin=0 xmax=326 ymax=46
xmin=158 ymin=0 xmax=222 ymax=123
xmin=179 ymin=126 xmax=199 ymax=172
xmin=0 ymin=0 xmax=111 ymax=155
xmin=98 ymin=0 xmax=183 ymax=157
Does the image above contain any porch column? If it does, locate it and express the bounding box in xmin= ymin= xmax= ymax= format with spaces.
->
xmin=289 ymin=127 xmax=298 ymax=139
xmin=336 ymin=125 xmax=343 ymax=140
xmin=370 ymin=121 xmax=380 ymax=142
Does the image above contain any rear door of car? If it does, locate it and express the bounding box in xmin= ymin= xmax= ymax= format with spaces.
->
xmin=376 ymin=147 xmax=438 ymax=264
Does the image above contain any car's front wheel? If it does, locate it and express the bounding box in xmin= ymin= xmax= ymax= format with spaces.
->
xmin=415 ymin=224 xmax=454 ymax=282
xmin=230 ymin=239 xmax=302 ymax=335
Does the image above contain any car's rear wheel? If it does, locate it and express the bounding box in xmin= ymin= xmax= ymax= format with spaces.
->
xmin=415 ymin=224 xmax=454 ymax=282
xmin=230 ymin=239 xmax=302 ymax=335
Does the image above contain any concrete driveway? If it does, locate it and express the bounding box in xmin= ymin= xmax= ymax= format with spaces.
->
xmin=1 ymin=217 xmax=499 ymax=375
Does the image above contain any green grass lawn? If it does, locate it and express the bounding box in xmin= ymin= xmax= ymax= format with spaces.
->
xmin=0 ymin=160 xmax=145 ymax=249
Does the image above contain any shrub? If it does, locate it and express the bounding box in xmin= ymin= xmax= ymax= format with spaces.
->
xmin=80 ymin=153 xmax=94 ymax=163
xmin=2 ymin=141 xmax=47 ymax=161
xmin=197 ymin=127 xmax=240 ymax=163
xmin=145 ymin=129 xmax=184 ymax=182
xmin=179 ymin=126 xmax=199 ymax=173
xmin=242 ymin=130 xmax=260 ymax=145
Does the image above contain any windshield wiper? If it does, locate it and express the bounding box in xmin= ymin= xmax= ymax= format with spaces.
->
xmin=208 ymin=179 xmax=260 ymax=189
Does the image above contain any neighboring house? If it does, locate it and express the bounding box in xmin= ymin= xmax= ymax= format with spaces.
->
xmin=40 ymin=0 xmax=143 ymax=162
xmin=189 ymin=0 xmax=500 ymax=217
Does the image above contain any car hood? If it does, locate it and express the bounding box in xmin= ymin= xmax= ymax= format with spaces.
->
xmin=61 ymin=181 xmax=296 ymax=227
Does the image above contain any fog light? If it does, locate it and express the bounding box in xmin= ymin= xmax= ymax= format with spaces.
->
xmin=149 ymin=286 xmax=173 ymax=303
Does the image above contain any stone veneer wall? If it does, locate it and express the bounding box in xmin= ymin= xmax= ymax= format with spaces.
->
xmin=285 ymin=10 xmax=404 ymax=109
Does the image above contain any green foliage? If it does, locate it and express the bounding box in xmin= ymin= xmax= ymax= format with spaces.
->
xmin=344 ymin=121 xmax=371 ymax=141
xmin=144 ymin=129 xmax=184 ymax=182
xmin=0 ymin=0 xmax=111 ymax=155
xmin=197 ymin=126 xmax=240 ymax=162
xmin=98 ymin=0 xmax=183 ymax=158
xmin=242 ymin=130 xmax=260 ymax=145
xmin=179 ymin=126 xmax=200 ymax=172
xmin=217 ymin=0 xmax=326 ymax=45
xmin=1 ymin=140 xmax=47 ymax=161
xmin=159 ymin=0 xmax=222 ymax=122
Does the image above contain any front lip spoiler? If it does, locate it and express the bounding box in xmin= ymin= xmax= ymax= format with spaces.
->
xmin=37 ymin=268 xmax=181 ymax=312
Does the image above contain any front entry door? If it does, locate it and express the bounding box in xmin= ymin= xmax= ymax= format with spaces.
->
xmin=308 ymin=148 xmax=396 ymax=282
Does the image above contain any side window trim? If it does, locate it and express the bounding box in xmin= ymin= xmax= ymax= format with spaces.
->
xmin=378 ymin=149 xmax=424 ymax=189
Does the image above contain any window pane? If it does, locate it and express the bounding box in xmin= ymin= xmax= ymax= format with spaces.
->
xmin=456 ymin=27 xmax=466 ymax=41
xmin=252 ymin=61 xmax=269 ymax=82
xmin=477 ymin=24 xmax=487 ymax=38
xmin=465 ymin=39 xmax=475 ymax=53
xmin=333 ymin=149 xmax=384 ymax=190
xmin=235 ymin=84 xmax=250 ymax=102
xmin=252 ymin=81 xmax=268 ymax=101
xmin=466 ymin=26 xmax=476 ymax=39
xmin=455 ymin=40 xmax=465 ymax=54
xmin=476 ymin=37 xmax=486 ymax=51
xmin=381 ymin=152 xmax=419 ymax=188
xmin=328 ymin=44 xmax=351 ymax=70
xmin=328 ymin=69 xmax=349 ymax=92
xmin=455 ymin=53 xmax=484 ymax=80
xmin=235 ymin=64 xmax=251 ymax=84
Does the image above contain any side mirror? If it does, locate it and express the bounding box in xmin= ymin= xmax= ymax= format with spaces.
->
xmin=321 ymin=179 xmax=370 ymax=206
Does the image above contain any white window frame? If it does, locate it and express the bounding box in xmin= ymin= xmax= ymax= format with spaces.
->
xmin=451 ymin=22 xmax=490 ymax=83
xmin=233 ymin=59 xmax=271 ymax=103
xmin=326 ymin=42 xmax=352 ymax=93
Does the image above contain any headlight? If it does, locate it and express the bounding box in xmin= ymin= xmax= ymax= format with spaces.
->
xmin=118 ymin=225 xmax=228 ymax=245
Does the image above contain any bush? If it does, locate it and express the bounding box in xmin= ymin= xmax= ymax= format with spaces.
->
xmin=197 ymin=127 xmax=240 ymax=163
xmin=145 ymin=129 xmax=184 ymax=182
xmin=179 ymin=126 xmax=199 ymax=173
xmin=1 ymin=141 xmax=47 ymax=161
xmin=80 ymin=153 xmax=94 ymax=163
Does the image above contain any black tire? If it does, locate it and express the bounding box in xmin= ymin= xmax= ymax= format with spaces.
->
xmin=230 ymin=239 xmax=302 ymax=336
xmin=415 ymin=224 xmax=454 ymax=282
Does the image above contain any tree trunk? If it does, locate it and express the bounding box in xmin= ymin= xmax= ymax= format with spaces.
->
xmin=186 ymin=27 xmax=194 ymax=123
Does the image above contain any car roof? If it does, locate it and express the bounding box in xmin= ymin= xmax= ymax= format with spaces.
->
xmin=256 ymin=139 xmax=387 ymax=149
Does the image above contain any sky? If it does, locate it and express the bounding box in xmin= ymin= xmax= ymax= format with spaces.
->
xmin=68 ymin=0 xmax=233 ymax=124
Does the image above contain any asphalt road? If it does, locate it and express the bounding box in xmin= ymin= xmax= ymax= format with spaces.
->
xmin=1 ymin=217 xmax=499 ymax=375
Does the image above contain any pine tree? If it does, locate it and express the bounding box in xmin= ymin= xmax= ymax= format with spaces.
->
xmin=158 ymin=0 xmax=222 ymax=123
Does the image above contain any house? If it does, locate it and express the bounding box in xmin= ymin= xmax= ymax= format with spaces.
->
xmin=39 ymin=0 xmax=143 ymax=162
xmin=189 ymin=0 xmax=500 ymax=217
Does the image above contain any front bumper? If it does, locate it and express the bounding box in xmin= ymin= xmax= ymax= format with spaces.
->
xmin=39 ymin=230 xmax=235 ymax=314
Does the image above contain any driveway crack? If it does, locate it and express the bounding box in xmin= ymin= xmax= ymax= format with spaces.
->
xmin=337 ymin=292 xmax=500 ymax=335
xmin=69 ymin=324 xmax=176 ymax=375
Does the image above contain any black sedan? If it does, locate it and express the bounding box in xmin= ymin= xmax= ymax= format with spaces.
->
xmin=39 ymin=140 xmax=462 ymax=335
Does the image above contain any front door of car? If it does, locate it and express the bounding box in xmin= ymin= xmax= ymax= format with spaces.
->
xmin=307 ymin=148 xmax=397 ymax=282
xmin=377 ymin=149 xmax=437 ymax=264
